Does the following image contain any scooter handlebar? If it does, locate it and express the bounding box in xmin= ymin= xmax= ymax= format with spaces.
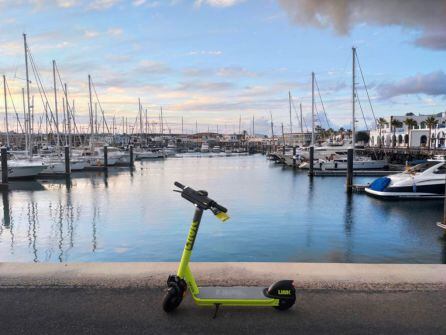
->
xmin=174 ymin=181 xmax=185 ymax=189
xmin=173 ymin=182 xmax=229 ymax=221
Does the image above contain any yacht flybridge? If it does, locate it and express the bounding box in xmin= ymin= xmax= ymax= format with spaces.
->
xmin=365 ymin=160 xmax=446 ymax=199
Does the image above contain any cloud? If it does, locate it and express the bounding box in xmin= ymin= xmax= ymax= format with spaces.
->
xmin=377 ymin=71 xmax=446 ymax=99
xmin=194 ymin=0 xmax=244 ymax=8
xmin=107 ymin=27 xmax=123 ymax=36
xmin=277 ymin=0 xmax=446 ymax=50
xmin=187 ymin=50 xmax=222 ymax=56
xmin=177 ymin=81 xmax=235 ymax=92
xmin=182 ymin=67 xmax=212 ymax=77
xmin=414 ymin=31 xmax=446 ymax=51
xmin=217 ymin=66 xmax=257 ymax=78
xmin=56 ymin=0 xmax=80 ymax=7
xmin=84 ymin=30 xmax=100 ymax=38
xmin=134 ymin=60 xmax=171 ymax=74
xmin=87 ymin=0 xmax=120 ymax=11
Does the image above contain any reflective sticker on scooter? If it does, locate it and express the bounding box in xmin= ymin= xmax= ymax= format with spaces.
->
xmin=278 ymin=290 xmax=291 ymax=295
xmin=185 ymin=221 xmax=199 ymax=251
xmin=216 ymin=212 xmax=230 ymax=222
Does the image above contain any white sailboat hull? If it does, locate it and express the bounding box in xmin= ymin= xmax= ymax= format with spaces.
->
xmin=2 ymin=161 xmax=47 ymax=179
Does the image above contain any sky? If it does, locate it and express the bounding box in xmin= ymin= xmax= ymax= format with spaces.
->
xmin=0 ymin=0 xmax=445 ymax=135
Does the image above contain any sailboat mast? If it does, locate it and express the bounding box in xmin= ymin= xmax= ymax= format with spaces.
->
xmin=145 ymin=108 xmax=148 ymax=136
xmin=288 ymin=90 xmax=292 ymax=134
xmin=88 ymin=74 xmax=94 ymax=145
xmin=22 ymin=88 xmax=28 ymax=153
xmin=352 ymin=47 xmax=356 ymax=150
xmin=65 ymin=83 xmax=71 ymax=149
xmin=23 ymin=34 xmax=32 ymax=156
xmin=3 ymin=75 xmax=9 ymax=147
xmin=53 ymin=60 xmax=60 ymax=149
xmin=269 ymin=111 xmax=274 ymax=141
xmin=138 ymin=98 xmax=142 ymax=135
xmin=161 ymin=106 xmax=164 ymax=134
xmin=311 ymin=72 xmax=315 ymax=146
xmin=299 ymin=103 xmax=303 ymax=133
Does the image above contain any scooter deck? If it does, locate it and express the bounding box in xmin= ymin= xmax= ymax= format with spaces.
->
xmin=196 ymin=287 xmax=268 ymax=300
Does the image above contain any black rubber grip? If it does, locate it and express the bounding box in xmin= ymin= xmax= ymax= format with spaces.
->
xmin=174 ymin=181 xmax=185 ymax=189
xmin=214 ymin=203 xmax=227 ymax=213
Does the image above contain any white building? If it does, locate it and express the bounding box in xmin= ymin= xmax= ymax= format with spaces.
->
xmin=369 ymin=112 xmax=446 ymax=149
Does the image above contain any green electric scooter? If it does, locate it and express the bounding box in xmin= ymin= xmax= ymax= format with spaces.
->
xmin=162 ymin=182 xmax=296 ymax=314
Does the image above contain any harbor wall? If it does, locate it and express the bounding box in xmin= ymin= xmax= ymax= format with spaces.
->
xmin=1 ymin=262 xmax=445 ymax=290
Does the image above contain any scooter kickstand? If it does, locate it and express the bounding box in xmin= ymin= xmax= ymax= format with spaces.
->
xmin=212 ymin=303 xmax=221 ymax=319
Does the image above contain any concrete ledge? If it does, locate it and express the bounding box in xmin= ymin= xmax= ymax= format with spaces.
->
xmin=1 ymin=262 xmax=446 ymax=291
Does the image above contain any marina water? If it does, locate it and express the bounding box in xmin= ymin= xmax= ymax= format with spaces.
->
xmin=0 ymin=154 xmax=445 ymax=263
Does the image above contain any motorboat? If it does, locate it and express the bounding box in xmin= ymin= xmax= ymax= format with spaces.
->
xmin=201 ymin=142 xmax=209 ymax=153
xmin=72 ymin=147 xmax=118 ymax=167
xmin=135 ymin=149 xmax=165 ymax=160
xmin=365 ymin=160 xmax=446 ymax=199
xmin=212 ymin=145 xmax=221 ymax=153
xmin=163 ymin=142 xmax=177 ymax=157
xmin=299 ymin=156 xmax=388 ymax=170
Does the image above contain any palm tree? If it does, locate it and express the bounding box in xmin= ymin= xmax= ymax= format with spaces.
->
xmin=377 ymin=117 xmax=388 ymax=147
xmin=425 ymin=116 xmax=439 ymax=150
xmin=403 ymin=118 xmax=418 ymax=148
xmin=391 ymin=118 xmax=403 ymax=147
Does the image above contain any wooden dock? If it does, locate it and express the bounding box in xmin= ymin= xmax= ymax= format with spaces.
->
xmin=312 ymin=170 xmax=400 ymax=177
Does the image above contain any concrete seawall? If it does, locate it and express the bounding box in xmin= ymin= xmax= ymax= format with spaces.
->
xmin=1 ymin=262 xmax=446 ymax=290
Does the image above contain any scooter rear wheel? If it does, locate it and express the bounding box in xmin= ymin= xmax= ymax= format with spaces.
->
xmin=274 ymin=298 xmax=295 ymax=311
xmin=162 ymin=286 xmax=183 ymax=312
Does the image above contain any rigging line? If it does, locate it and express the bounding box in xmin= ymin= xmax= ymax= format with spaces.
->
xmin=90 ymin=78 xmax=110 ymax=133
xmin=314 ymin=76 xmax=331 ymax=129
xmin=290 ymin=95 xmax=308 ymax=132
xmin=54 ymin=63 xmax=76 ymax=133
xmin=44 ymin=101 xmax=55 ymax=134
xmin=70 ymin=100 xmax=80 ymax=135
xmin=5 ymin=80 xmax=24 ymax=133
xmin=27 ymin=48 xmax=59 ymax=132
xmin=356 ymin=92 xmax=378 ymax=158
xmin=356 ymin=91 xmax=369 ymax=131
xmin=356 ymin=52 xmax=377 ymax=128
xmin=37 ymin=115 xmax=43 ymax=134
xmin=313 ymin=100 xmax=322 ymax=128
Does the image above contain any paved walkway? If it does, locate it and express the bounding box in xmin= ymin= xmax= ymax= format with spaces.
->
xmin=1 ymin=262 xmax=446 ymax=334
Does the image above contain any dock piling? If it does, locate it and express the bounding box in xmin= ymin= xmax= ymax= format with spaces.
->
xmin=346 ymin=148 xmax=353 ymax=193
xmin=64 ymin=145 xmax=71 ymax=175
xmin=292 ymin=146 xmax=296 ymax=168
xmin=309 ymin=146 xmax=314 ymax=177
xmin=103 ymin=145 xmax=108 ymax=170
xmin=129 ymin=145 xmax=134 ymax=167
xmin=1 ymin=147 xmax=8 ymax=189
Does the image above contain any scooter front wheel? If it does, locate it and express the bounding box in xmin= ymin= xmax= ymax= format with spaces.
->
xmin=162 ymin=286 xmax=183 ymax=313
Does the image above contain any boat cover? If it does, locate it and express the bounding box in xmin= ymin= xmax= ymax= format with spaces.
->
xmin=368 ymin=177 xmax=391 ymax=191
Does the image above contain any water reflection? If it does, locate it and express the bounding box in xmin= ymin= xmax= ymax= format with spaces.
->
xmin=2 ymin=191 xmax=10 ymax=228
xmin=0 ymin=155 xmax=445 ymax=263
xmin=343 ymin=194 xmax=354 ymax=262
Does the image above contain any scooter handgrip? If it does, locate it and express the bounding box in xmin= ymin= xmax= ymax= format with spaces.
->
xmin=214 ymin=203 xmax=227 ymax=213
xmin=174 ymin=181 xmax=185 ymax=189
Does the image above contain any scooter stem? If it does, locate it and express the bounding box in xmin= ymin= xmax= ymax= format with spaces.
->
xmin=177 ymin=207 xmax=203 ymax=278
